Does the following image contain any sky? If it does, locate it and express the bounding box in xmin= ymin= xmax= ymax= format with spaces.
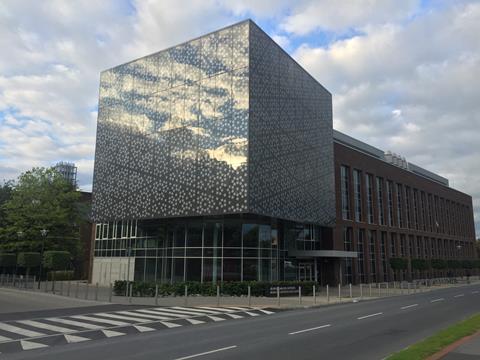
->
xmin=0 ymin=0 xmax=479 ymax=236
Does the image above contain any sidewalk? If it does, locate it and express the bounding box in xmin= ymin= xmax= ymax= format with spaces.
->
xmin=430 ymin=331 xmax=480 ymax=359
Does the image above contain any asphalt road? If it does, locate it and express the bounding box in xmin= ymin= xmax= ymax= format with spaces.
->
xmin=2 ymin=283 xmax=480 ymax=360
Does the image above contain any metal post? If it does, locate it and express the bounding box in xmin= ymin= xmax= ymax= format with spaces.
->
xmin=360 ymin=284 xmax=363 ymax=299
xmin=95 ymin=283 xmax=99 ymax=301
xmin=109 ymin=283 xmax=113 ymax=303
xmin=313 ymin=285 xmax=316 ymax=305
xmin=407 ymin=282 xmax=410 ymax=294
xmin=277 ymin=286 xmax=280 ymax=307
xmin=33 ymin=275 xmax=36 ymax=290
xmin=155 ymin=284 xmax=159 ymax=306
xmin=67 ymin=280 xmax=71 ymax=297
xmin=298 ymin=286 xmax=302 ymax=305
xmin=45 ymin=279 xmax=48 ymax=293
xmin=369 ymin=283 xmax=372 ymax=297
xmin=338 ymin=283 xmax=341 ymax=299
xmin=327 ymin=284 xmax=330 ymax=303
xmin=386 ymin=282 xmax=389 ymax=296
xmin=128 ymin=283 xmax=132 ymax=304
xmin=85 ymin=283 xmax=90 ymax=300
xmin=184 ymin=285 xmax=188 ymax=306
xmin=248 ymin=286 xmax=251 ymax=307
xmin=377 ymin=283 xmax=380 ymax=297
xmin=216 ymin=285 xmax=220 ymax=307
xmin=349 ymin=283 xmax=352 ymax=299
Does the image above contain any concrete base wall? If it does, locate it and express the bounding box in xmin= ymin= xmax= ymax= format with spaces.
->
xmin=91 ymin=257 xmax=135 ymax=285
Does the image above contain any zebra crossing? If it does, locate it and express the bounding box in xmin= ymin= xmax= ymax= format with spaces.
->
xmin=0 ymin=306 xmax=274 ymax=354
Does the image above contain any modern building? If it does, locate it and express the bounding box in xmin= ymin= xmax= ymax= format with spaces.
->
xmin=90 ymin=20 xmax=476 ymax=286
xmin=54 ymin=161 xmax=78 ymax=188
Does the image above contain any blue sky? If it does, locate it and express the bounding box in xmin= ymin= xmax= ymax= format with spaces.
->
xmin=0 ymin=0 xmax=479 ymax=235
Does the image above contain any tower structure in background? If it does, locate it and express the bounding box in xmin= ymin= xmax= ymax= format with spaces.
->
xmin=54 ymin=161 xmax=77 ymax=188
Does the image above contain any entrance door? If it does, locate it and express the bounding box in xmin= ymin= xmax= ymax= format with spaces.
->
xmin=298 ymin=263 xmax=313 ymax=281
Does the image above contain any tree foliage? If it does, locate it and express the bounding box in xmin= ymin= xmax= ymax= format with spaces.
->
xmin=0 ymin=168 xmax=84 ymax=258
xmin=43 ymin=251 xmax=71 ymax=270
xmin=389 ymin=257 xmax=408 ymax=270
xmin=411 ymin=258 xmax=429 ymax=271
xmin=0 ymin=180 xmax=14 ymax=228
xmin=0 ymin=253 xmax=16 ymax=268
xmin=431 ymin=259 xmax=448 ymax=270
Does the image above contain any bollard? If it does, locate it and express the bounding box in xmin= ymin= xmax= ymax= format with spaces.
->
xmin=155 ymin=284 xmax=159 ymax=306
xmin=109 ymin=283 xmax=113 ymax=303
xmin=338 ymin=283 xmax=341 ymax=299
xmin=95 ymin=283 xmax=99 ymax=301
xmin=248 ymin=286 xmax=251 ymax=307
xmin=327 ymin=284 xmax=330 ymax=303
xmin=216 ymin=285 xmax=220 ymax=307
xmin=67 ymin=280 xmax=71 ymax=297
xmin=360 ymin=283 xmax=363 ymax=299
xmin=298 ymin=286 xmax=302 ymax=305
xmin=184 ymin=285 xmax=188 ymax=306
xmin=277 ymin=286 xmax=280 ymax=307
xmin=369 ymin=283 xmax=372 ymax=297
xmin=408 ymin=282 xmax=410 ymax=294
xmin=313 ymin=285 xmax=316 ymax=305
xmin=75 ymin=281 xmax=79 ymax=298
xmin=85 ymin=283 xmax=90 ymax=300
xmin=349 ymin=283 xmax=352 ymax=299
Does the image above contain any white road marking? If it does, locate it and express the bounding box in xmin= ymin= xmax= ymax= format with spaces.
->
xmin=174 ymin=307 xmax=223 ymax=314
xmin=46 ymin=318 xmax=103 ymax=330
xmin=225 ymin=313 xmax=243 ymax=319
xmin=289 ymin=324 xmax=331 ymax=335
xmin=116 ymin=311 xmax=174 ymax=321
xmin=135 ymin=309 xmax=188 ymax=318
xmin=225 ymin=307 xmax=254 ymax=311
xmin=357 ymin=312 xmax=383 ymax=320
xmin=17 ymin=320 xmax=75 ymax=334
xmin=20 ymin=340 xmax=48 ymax=350
xmin=174 ymin=345 xmax=237 ymax=360
xmin=133 ymin=325 xmax=155 ymax=332
xmin=257 ymin=309 xmax=275 ymax=315
xmin=185 ymin=319 xmax=205 ymax=325
xmin=153 ymin=308 xmax=213 ymax=317
xmin=71 ymin=315 xmax=129 ymax=326
xmin=207 ymin=316 xmax=225 ymax=322
xmin=0 ymin=323 xmax=46 ymax=337
xmin=401 ymin=304 xmax=418 ymax=310
xmin=430 ymin=298 xmax=444 ymax=303
xmin=101 ymin=329 xmax=125 ymax=338
xmin=93 ymin=313 xmax=150 ymax=323
xmin=472 ymin=291 xmax=479 ymax=294
xmin=64 ymin=334 xmax=90 ymax=344
xmin=454 ymin=294 xmax=465 ymax=298
xmin=0 ymin=335 xmax=13 ymax=342
xmin=160 ymin=321 xmax=182 ymax=329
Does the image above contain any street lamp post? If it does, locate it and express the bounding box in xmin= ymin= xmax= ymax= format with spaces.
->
xmin=38 ymin=229 xmax=48 ymax=289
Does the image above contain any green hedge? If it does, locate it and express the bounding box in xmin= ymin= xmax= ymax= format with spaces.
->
xmin=43 ymin=251 xmax=71 ymax=270
xmin=47 ymin=270 xmax=75 ymax=281
xmin=0 ymin=253 xmax=16 ymax=268
xmin=114 ymin=280 xmax=317 ymax=297
xmin=17 ymin=252 xmax=41 ymax=268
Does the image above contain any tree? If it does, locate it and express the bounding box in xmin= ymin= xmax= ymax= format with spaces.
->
xmin=431 ymin=259 xmax=447 ymax=270
xmin=17 ymin=252 xmax=41 ymax=277
xmin=0 ymin=167 xmax=84 ymax=259
xmin=43 ymin=251 xmax=71 ymax=271
xmin=389 ymin=257 xmax=408 ymax=280
xmin=411 ymin=258 xmax=429 ymax=272
xmin=0 ymin=180 xmax=14 ymax=228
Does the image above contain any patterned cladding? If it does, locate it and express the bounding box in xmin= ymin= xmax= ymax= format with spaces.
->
xmin=93 ymin=20 xmax=335 ymax=225
xmin=92 ymin=21 xmax=249 ymax=221
xmin=248 ymin=23 xmax=335 ymax=225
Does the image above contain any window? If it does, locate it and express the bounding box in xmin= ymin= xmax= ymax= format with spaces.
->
xmin=357 ymin=229 xmax=366 ymax=283
xmin=421 ymin=192 xmax=427 ymax=231
xmin=353 ymin=169 xmax=362 ymax=222
xmin=400 ymin=234 xmax=406 ymax=257
xmin=427 ymin=194 xmax=434 ymax=232
xmin=413 ymin=189 xmax=419 ymax=230
xmin=368 ymin=231 xmax=377 ymax=283
xmin=396 ymin=184 xmax=404 ymax=228
xmin=366 ymin=174 xmax=374 ymax=224
xmin=390 ymin=233 xmax=396 ymax=257
xmin=340 ymin=165 xmax=351 ymax=220
xmin=343 ymin=227 xmax=353 ymax=252
xmin=387 ymin=181 xmax=394 ymax=227
xmin=376 ymin=177 xmax=385 ymax=225
xmin=343 ymin=258 xmax=353 ymax=284
xmin=381 ymin=232 xmax=387 ymax=281
xmin=405 ymin=187 xmax=411 ymax=229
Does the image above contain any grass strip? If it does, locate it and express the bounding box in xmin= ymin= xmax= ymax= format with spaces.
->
xmin=388 ymin=313 xmax=480 ymax=360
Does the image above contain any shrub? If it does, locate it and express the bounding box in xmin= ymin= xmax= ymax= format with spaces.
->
xmin=47 ymin=270 xmax=74 ymax=281
xmin=17 ymin=252 xmax=41 ymax=268
xmin=43 ymin=251 xmax=71 ymax=270
xmin=389 ymin=257 xmax=408 ymax=271
xmin=431 ymin=259 xmax=448 ymax=270
xmin=0 ymin=253 xmax=16 ymax=269
xmin=411 ymin=258 xmax=430 ymax=271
